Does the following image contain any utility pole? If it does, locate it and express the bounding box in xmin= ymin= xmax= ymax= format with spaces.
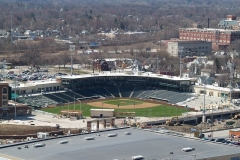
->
xmin=10 ymin=11 xmax=13 ymax=43
xmin=14 ymin=79 xmax=17 ymax=119
xmin=202 ymin=82 xmax=206 ymax=123
xmin=229 ymin=61 xmax=233 ymax=104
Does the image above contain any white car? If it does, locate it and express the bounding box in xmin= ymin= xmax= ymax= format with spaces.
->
xmin=182 ymin=147 xmax=195 ymax=152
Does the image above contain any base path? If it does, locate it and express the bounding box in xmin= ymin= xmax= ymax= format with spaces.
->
xmin=87 ymin=101 xmax=160 ymax=109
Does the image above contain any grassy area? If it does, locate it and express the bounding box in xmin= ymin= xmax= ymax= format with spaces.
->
xmin=104 ymin=99 xmax=142 ymax=106
xmin=41 ymin=101 xmax=189 ymax=117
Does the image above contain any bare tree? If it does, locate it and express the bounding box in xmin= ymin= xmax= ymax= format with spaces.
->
xmin=59 ymin=52 xmax=71 ymax=68
xmin=20 ymin=45 xmax=41 ymax=67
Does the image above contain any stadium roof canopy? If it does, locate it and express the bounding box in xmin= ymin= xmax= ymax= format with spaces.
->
xmin=61 ymin=72 xmax=193 ymax=81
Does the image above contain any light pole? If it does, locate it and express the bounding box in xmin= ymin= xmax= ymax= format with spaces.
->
xmin=74 ymin=95 xmax=75 ymax=110
xmin=79 ymin=100 xmax=82 ymax=118
xmin=14 ymin=78 xmax=17 ymax=119
xmin=67 ymin=101 xmax=70 ymax=118
xmin=211 ymin=103 xmax=214 ymax=138
xmin=78 ymin=64 xmax=80 ymax=75
xmin=77 ymin=98 xmax=82 ymax=118
xmin=178 ymin=46 xmax=184 ymax=78
xmin=134 ymin=103 xmax=136 ymax=118
xmin=69 ymin=45 xmax=75 ymax=76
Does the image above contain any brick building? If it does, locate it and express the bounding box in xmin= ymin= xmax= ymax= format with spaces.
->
xmin=179 ymin=27 xmax=240 ymax=50
xmin=0 ymin=82 xmax=31 ymax=119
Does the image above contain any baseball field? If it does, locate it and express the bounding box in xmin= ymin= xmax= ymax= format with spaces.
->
xmin=42 ymin=98 xmax=189 ymax=117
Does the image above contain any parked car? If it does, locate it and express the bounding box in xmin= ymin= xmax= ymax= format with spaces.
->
xmin=198 ymin=133 xmax=205 ymax=138
xmin=209 ymin=138 xmax=215 ymax=141
xmin=233 ymin=142 xmax=240 ymax=146
xmin=182 ymin=147 xmax=195 ymax=152
xmin=215 ymin=138 xmax=225 ymax=142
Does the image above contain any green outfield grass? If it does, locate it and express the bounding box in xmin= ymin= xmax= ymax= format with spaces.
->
xmin=104 ymin=99 xmax=142 ymax=106
xmin=41 ymin=99 xmax=189 ymax=117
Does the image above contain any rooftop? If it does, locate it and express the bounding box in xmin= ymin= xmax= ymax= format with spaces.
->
xmin=179 ymin=27 xmax=240 ymax=33
xmin=61 ymin=72 xmax=192 ymax=81
xmin=0 ymin=128 xmax=239 ymax=160
xmin=90 ymin=109 xmax=114 ymax=111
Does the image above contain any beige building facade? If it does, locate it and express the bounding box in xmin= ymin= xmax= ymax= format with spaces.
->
xmin=168 ymin=41 xmax=212 ymax=57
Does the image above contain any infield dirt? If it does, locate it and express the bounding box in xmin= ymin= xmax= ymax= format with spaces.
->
xmin=87 ymin=101 xmax=160 ymax=109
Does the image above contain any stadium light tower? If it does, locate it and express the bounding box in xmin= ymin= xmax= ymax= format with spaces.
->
xmin=69 ymin=45 xmax=75 ymax=76
xmin=178 ymin=46 xmax=184 ymax=78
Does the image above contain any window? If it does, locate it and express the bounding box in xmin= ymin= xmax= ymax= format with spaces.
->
xmin=2 ymin=111 xmax=8 ymax=118
xmin=3 ymin=101 xmax=8 ymax=105
xmin=2 ymin=87 xmax=7 ymax=94
xmin=2 ymin=95 xmax=7 ymax=99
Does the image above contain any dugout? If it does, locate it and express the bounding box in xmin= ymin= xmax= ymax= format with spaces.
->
xmin=90 ymin=109 xmax=114 ymax=118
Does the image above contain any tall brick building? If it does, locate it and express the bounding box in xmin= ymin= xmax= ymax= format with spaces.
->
xmin=179 ymin=27 xmax=240 ymax=50
xmin=0 ymin=82 xmax=31 ymax=119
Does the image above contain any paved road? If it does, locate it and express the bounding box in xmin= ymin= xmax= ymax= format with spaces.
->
xmin=204 ymin=129 xmax=231 ymax=138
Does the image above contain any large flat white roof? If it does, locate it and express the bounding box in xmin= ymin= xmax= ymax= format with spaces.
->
xmin=180 ymin=27 xmax=240 ymax=33
xmin=61 ymin=72 xmax=192 ymax=81
xmin=195 ymin=84 xmax=240 ymax=92
xmin=9 ymin=79 xmax=60 ymax=89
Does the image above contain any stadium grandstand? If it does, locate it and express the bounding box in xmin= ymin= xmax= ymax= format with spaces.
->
xmin=14 ymin=72 xmax=197 ymax=108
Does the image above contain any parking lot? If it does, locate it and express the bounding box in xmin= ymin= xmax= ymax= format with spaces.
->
xmin=3 ymin=64 xmax=91 ymax=83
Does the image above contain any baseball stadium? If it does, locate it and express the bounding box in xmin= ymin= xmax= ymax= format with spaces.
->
xmin=2 ymin=72 xmax=240 ymax=160
xmin=14 ymin=72 xmax=196 ymax=118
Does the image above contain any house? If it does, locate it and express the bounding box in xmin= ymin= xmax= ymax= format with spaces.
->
xmin=182 ymin=71 xmax=195 ymax=78
xmin=95 ymin=60 xmax=110 ymax=71
xmin=186 ymin=57 xmax=208 ymax=69
xmin=82 ymin=30 xmax=89 ymax=35
xmin=198 ymin=76 xmax=215 ymax=85
xmin=201 ymin=69 xmax=215 ymax=77
xmin=156 ymin=70 xmax=174 ymax=76
xmin=235 ymin=82 xmax=240 ymax=89
xmin=0 ymin=29 xmax=7 ymax=37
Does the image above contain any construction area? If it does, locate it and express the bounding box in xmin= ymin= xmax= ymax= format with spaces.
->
xmin=1 ymin=106 xmax=240 ymax=145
